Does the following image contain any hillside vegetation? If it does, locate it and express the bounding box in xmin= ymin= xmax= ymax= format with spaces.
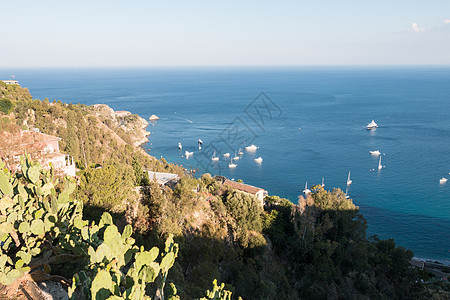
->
xmin=1 ymin=82 xmax=448 ymax=299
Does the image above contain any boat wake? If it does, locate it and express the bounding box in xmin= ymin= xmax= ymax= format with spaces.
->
xmin=174 ymin=117 xmax=193 ymax=124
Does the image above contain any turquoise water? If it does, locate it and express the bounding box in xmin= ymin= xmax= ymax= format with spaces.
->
xmin=2 ymin=67 xmax=449 ymax=261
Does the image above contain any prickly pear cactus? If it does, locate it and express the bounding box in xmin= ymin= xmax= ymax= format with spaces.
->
xmin=201 ymin=279 xmax=240 ymax=300
xmin=0 ymin=156 xmax=84 ymax=286
xmin=69 ymin=215 xmax=179 ymax=300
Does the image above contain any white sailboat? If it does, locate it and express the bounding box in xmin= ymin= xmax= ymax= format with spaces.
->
xmin=345 ymin=187 xmax=350 ymax=199
xmin=378 ymin=156 xmax=383 ymax=170
xmin=347 ymin=171 xmax=352 ymax=186
xmin=369 ymin=150 xmax=381 ymax=156
xmin=321 ymin=177 xmax=325 ymax=187
xmin=238 ymin=148 xmax=244 ymax=155
xmin=233 ymin=151 xmax=240 ymax=160
xmin=254 ymin=157 xmax=263 ymax=163
xmin=303 ymin=182 xmax=311 ymax=194
xmin=223 ymin=153 xmax=230 ymax=158
xmin=185 ymin=151 xmax=193 ymax=157
xmin=211 ymin=151 xmax=219 ymax=161
xmin=228 ymin=157 xmax=237 ymax=168
xmin=439 ymin=177 xmax=447 ymax=184
xmin=178 ymin=142 xmax=182 ymax=150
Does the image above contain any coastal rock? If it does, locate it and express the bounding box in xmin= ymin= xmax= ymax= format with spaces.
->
xmin=149 ymin=114 xmax=159 ymax=121
xmin=90 ymin=104 xmax=150 ymax=147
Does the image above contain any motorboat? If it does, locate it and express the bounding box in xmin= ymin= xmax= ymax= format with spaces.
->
xmin=347 ymin=171 xmax=352 ymax=185
xmin=223 ymin=153 xmax=230 ymax=158
xmin=369 ymin=150 xmax=381 ymax=156
xmin=254 ymin=157 xmax=263 ymax=163
xmin=245 ymin=144 xmax=258 ymax=151
xmin=185 ymin=151 xmax=193 ymax=157
xmin=440 ymin=177 xmax=448 ymax=184
xmin=303 ymin=182 xmax=311 ymax=194
xmin=367 ymin=120 xmax=378 ymax=129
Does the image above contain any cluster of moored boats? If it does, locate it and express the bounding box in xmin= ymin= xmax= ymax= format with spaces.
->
xmin=178 ymin=140 xmax=263 ymax=168
xmin=303 ymin=120 xmax=383 ymax=198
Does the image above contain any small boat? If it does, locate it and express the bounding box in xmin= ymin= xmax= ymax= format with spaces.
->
xmin=254 ymin=157 xmax=263 ymax=163
xmin=440 ymin=177 xmax=448 ymax=184
xmin=185 ymin=151 xmax=193 ymax=157
xmin=245 ymin=144 xmax=258 ymax=151
xmin=198 ymin=139 xmax=203 ymax=149
xmin=178 ymin=142 xmax=182 ymax=150
xmin=228 ymin=157 xmax=237 ymax=168
xmin=238 ymin=148 xmax=244 ymax=155
xmin=378 ymin=157 xmax=383 ymax=170
xmin=211 ymin=151 xmax=219 ymax=161
xmin=345 ymin=187 xmax=350 ymax=199
xmin=321 ymin=177 xmax=325 ymax=187
xmin=303 ymin=182 xmax=311 ymax=194
xmin=369 ymin=150 xmax=381 ymax=156
xmin=223 ymin=153 xmax=230 ymax=158
xmin=347 ymin=171 xmax=352 ymax=186
xmin=367 ymin=120 xmax=378 ymax=129
xmin=233 ymin=151 xmax=240 ymax=160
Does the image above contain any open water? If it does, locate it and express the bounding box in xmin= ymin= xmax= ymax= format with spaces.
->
xmin=2 ymin=67 xmax=449 ymax=261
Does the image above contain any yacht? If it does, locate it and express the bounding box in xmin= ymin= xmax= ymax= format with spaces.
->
xmin=303 ymin=182 xmax=311 ymax=194
xmin=347 ymin=171 xmax=352 ymax=186
xmin=245 ymin=144 xmax=258 ymax=151
xmin=369 ymin=150 xmax=381 ymax=156
xmin=178 ymin=142 xmax=182 ymax=150
xmin=367 ymin=120 xmax=378 ymax=129
xmin=440 ymin=177 xmax=448 ymax=184
xmin=223 ymin=153 xmax=230 ymax=158
xmin=238 ymin=148 xmax=244 ymax=155
xmin=254 ymin=157 xmax=263 ymax=163
xmin=185 ymin=151 xmax=193 ymax=157
xmin=345 ymin=187 xmax=350 ymax=199
xmin=321 ymin=177 xmax=325 ymax=187
xmin=211 ymin=151 xmax=219 ymax=161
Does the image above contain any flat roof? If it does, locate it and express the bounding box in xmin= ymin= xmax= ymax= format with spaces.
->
xmin=147 ymin=171 xmax=179 ymax=185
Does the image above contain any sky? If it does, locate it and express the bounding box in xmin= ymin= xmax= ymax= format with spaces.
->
xmin=1 ymin=0 xmax=450 ymax=67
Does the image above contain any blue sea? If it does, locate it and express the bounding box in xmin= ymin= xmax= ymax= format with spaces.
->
xmin=2 ymin=67 xmax=449 ymax=261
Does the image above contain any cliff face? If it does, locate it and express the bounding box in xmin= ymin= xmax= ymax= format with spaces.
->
xmin=91 ymin=104 xmax=150 ymax=147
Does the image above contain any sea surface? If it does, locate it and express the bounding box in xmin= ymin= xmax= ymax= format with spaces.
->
xmin=2 ymin=67 xmax=449 ymax=261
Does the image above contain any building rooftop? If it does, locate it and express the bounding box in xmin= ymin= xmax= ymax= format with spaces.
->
xmin=223 ymin=179 xmax=264 ymax=195
xmin=147 ymin=171 xmax=180 ymax=185
xmin=0 ymin=131 xmax=61 ymax=157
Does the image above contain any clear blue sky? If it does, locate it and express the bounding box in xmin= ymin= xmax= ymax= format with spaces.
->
xmin=1 ymin=1 xmax=449 ymax=67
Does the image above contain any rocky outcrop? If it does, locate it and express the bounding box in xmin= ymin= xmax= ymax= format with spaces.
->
xmin=149 ymin=114 xmax=159 ymax=121
xmin=91 ymin=104 xmax=150 ymax=147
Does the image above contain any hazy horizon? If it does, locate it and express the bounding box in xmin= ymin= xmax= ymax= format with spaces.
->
xmin=1 ymin=1 xmax=450 ymax=68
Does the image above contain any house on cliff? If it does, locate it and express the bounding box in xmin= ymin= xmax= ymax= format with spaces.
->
xmin=0 ymin=130 xmax=76 ymax=177
xmin=215 ymin=176 xmax=267 ymax=206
